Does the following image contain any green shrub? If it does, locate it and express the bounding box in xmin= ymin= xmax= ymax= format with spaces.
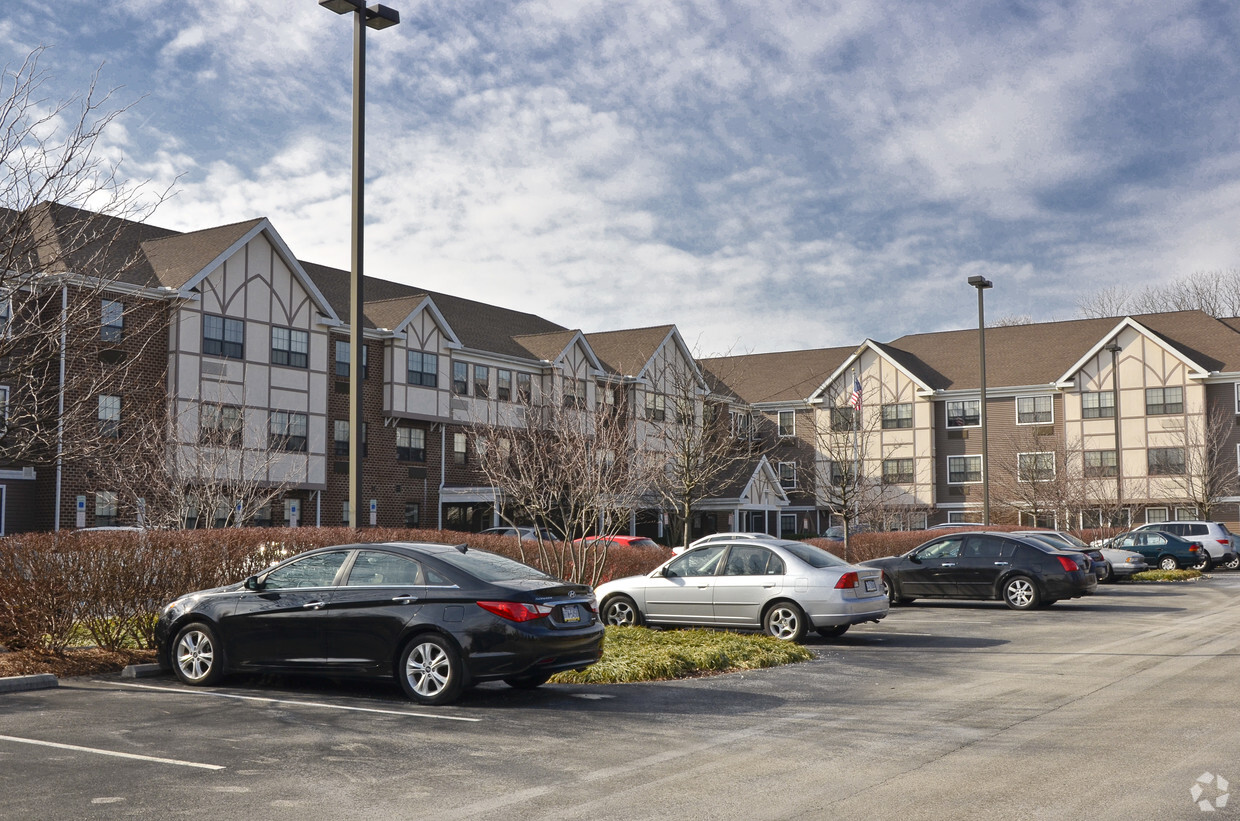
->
xmin=1128 ymin=569 xmax=1201 ymax=582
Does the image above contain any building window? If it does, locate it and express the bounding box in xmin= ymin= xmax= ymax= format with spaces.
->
xmin=1082 ymin=391 xmax=1115 ymax=419
xmin=1235 ymin=384 xmax=1240 ymax=415
xmin=407 ymin=351 xmax=438 ymax=387
xmin=882 ymin=458 xmax=915 ymax=484
xmin=95 ymin=491 xmax=119 ymax=527
xmin=1016 ymin=395 xmax=1053 ymax=425
xmin=1017 ymin=452 xmax=1056 ymax=482
xmin=778 ymin=410 xmax=795 ymax=437
xmin=946 ymin=400 xmax=980 ymax=428
xmin=0 ymin=292 xmax=10 ymax=336
xmin=830 ymin=406 xmax=856 ymax=431
xmin=452 ymin=362 xmax=469 ymax=395
xmin=397 ymin=427 xmax=426 ymax=462
xmin=341 ymin=501 xmax=350 ymax=526
xmin=1175 ymin=506 xmax=1198 ymax=520
xmin=335 ymin=421 xmax=368 ymax=457
xmin=271 ymin=327 xmax=309 ymax=369
xmin=947 ymin=455 xmax=983 ymax=484
xmin=645 ymin=391 xmax=665 ymax=421
xmin=404 ymin=502 xmax=420 ymax=528
xmin=473 ymin=365 xmax=489 ymax=399
xmin=826 ymin=460 xmax=847 ymax=485
xmin=497 ymin=369 xmax=512 ymax=401
xmin=1145 ymin=386 xmax=1183 ymax=415
xmin=335 ymin=340 xmax=368 ymax=379
xmin=270 ymin=411 xmax=308 ymax=452
xmin=452 ymin=432 xmax=467 ymax=466
xmin=778 ymin=461 xmax=796 ymax=489
xmin=203 ymin=314 xmax=244 ymax=359
xmin=564 ymin=377 xmax=587 ymax=409
xmin=1145 ymin=506 xmax=1169 ymax=524
xmin=200 ymin=404 xmax=242 ymax=447
xmin=881 ymin=403 xmax=913 ymax=429
xmin=731 ymin=411 xmax=753 ymax=439
xmin=1147 ymin=447 xmax=1185 ymax=475
xmin=1084 ymin=449 xmax=1117 ymax=477
xmin=98 ymin=395 xmax=121 ymax=438
xmin=0 ymin=386 xmax=8 ymax=426
xmin=101 ymin=299 xmax=124 ymax=343
xmin=517 ymin=372 xmax=532 ymax=403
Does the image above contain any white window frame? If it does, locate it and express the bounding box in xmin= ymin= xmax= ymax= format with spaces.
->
xmin=1017 ymin=451 xmax=1056 ymax=483
xmin=780 ymin=513 xmax=796 ymax=534
xmin=1016 ymin=394 xmax=1054 ymax=425
xmin=778 ymin=410 xmax=795 ymax=437
xmin=1235 ymin=383 xmax=1240 ymax=415
xmin=947 ymin=454 xmax=983 ymax=484
xmin=909 ymin=512 xmax=928 ymax=530
xmin=948 ymin=511 xmax=977 ymax=523
xmin=945 ymin=399 xmax=981 ymax=429
xmin=0 ymin=385 xmax=8 ymax=426
xmin=778 ymin=461 xmax=797 ymax=489
xmin=0 ymin=290 xmax=10 ymax=337
xmin=1174 ymin=506 xmax=1198 ymax=520
xmin=1144 ymin=506 xmax=1169 ymax=524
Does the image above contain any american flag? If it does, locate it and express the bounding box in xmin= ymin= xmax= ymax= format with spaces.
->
xmin=848 ymin=377 xmax=862 ymax=411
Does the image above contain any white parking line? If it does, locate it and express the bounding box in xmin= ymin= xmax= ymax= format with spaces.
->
xmin=103 ymin=681 xmax=482 ymax=723
xmin=0 ymin=734 xmax=224 ymax=770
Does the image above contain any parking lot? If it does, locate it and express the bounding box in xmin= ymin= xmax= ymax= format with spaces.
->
xmin=4 ymin=577 xmax=1240 ymax=820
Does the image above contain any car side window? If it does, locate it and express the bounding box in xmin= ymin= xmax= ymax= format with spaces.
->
xmin=722 ymin=546 xmax=783 ymax=576
xmin=963 ymin=535 xmax=1011 ymax=559
xmin=916 ymin=538 xmax=963 ymax=560
xmin=1188 ymin=524 xmax=1207 ymax=536
xmin=1148 ymin=534 xmax=1167 ymax=546
xmin=263 ymin=551 xmax=349 ymax=590
xmin=666 ymin=545 xmax=727 ymax=578
xmin=347 ymin=551 xmax=423 ymax=586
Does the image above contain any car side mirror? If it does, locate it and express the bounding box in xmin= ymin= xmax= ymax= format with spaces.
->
xmin=908 ymin=555 xmax=922 ymax=564
xmin=244 ymin=575 xmax=262 ymax=591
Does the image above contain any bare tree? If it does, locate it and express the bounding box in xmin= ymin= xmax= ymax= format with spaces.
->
xmin=1163 ymin=402 xmax=1240 ymax=520
xmin=989 ymin=314 xmax=1035 ymax=327
xmin=0 ymin=47 xmax=169 ymax=469
xmin=1076 ymin=285 xmax=1134 ymax=318
xmin=1078 ymin=270 xmax=1240 ymax=320
xmin=991 ymin=426 xmax=1078 ymax=528
xmin=470 ymin=395 xmax=659 ymax=585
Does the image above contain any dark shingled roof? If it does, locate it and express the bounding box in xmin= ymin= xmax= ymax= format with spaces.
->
xmin=139 ymin=219 xmax=266 ymax=289
xmin=700 ymin=347 xmax=854 ymax=404
xmin=585 ymin=325 xmax=677 ymax=377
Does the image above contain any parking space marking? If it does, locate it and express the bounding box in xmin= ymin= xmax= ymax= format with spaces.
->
xmin=104 ymin=681 xmax=482 ymax=722
xmin=0 ymin=734 xmax=224 ymax=770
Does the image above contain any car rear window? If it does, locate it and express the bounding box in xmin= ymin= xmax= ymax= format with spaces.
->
xmin=782 ymin=542 xmax=850 ymax=568
xmin=630 ymin=539 xmax=660 ymax=549
xmin=434 ymin=548 xmax=552 ymax=582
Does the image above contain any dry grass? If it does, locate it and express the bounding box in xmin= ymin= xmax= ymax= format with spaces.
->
xmin=0 ymin=647 xmax=155 ymax=678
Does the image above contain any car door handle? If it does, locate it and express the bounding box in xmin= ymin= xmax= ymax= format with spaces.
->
xmin=391 ymin=595 xmax=418 ymax=604
xmin=993 ymin=561 xmax=1009 ymax=566
xmin=762 ymin=584 xmax=776 ymax=588
xmin=302 ymin=601 xmax=325 ymax=610
xmin=941 ymin=562 xmax=956 ymax=567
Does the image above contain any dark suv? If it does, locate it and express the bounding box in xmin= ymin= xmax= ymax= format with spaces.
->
xmin=862 ymin=532 xmax=1097 ymax=610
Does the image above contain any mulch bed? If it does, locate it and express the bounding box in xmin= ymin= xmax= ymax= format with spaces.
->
xmin=0 ymin=647 xmax=157 ymax=678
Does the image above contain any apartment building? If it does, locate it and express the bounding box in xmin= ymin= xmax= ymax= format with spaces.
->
xmin=3 ymin=201 xmax=1238 ymax=536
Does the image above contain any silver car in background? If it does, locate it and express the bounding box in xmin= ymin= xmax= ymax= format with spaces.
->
xmin=595 ymin=537 xmax=888 ymax=641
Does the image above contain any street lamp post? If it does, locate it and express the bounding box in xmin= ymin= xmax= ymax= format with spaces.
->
xmin=968 ymin=275 xmax=993 ymax=526
xmin=1105 ymin=341 xmax=1123 ymax=521
xmin=319 ymin=0 xmax=399 ymax=529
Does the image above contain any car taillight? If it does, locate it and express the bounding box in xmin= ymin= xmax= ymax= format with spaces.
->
xmin=1189 ymin=545 xmax=1201 ymax=553
xmin=1219 ymin=539 xmax=1229 ymax=546
xmin=477 ymin=601 xmax=553 ymax=622
xmin=1055 ymin=556 xmax=1079 ymax=572
xmin=835 ymin=572 xmax=859 ymax=589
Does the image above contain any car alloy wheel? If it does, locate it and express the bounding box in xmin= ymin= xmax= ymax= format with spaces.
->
xmin=1225 ymin=555 xmax=1240 ymax=571
xmin=763 ymin=601 xmax=807 ymax=641
xmin=602 ymin=595 xmax=643 ymax=627
xmin=1159 ymin=556 xmax=1179 ymax=571
xmin=173 ymin=623 xmax=223 ymax=685
xmin=1002 ymin=576 xmax=1040 ymax=610
xmin=399 ymin=635 xmax=464 ymax=706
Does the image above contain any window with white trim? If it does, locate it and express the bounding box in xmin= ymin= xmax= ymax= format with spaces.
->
xmin=0 ymin=292 xmax=10 ymax=336
xmin=645 ymin=391 xmax=666 ymax=421
xmin=947 ymin=455 xmax=982 ymax=484
xmin=95 ymin=491 xmax=119 ymax=527
xmin=1174 ymin=506 xmax=1197 ymax=520
xmin=1016 ymin=395 xmax=1053 ymax=424
xmin=946 ymin=400 xmax=980 ymax=428
xmin=778 ymin=410 xmax=795 ymax=437
xmin=1017 ymin=452 xmax=1056 ymax=482
xmin=1145 ymin=507 xmax=1169 ymax=524
xmin=101 ymin=299 xmax=124 ymax=343
xmin=98 ymin=395 xmax=121 ymax=438
xmin=778 ymin=461 xmax=796 ymax=489
xmin=781 ymin=513 xmax=797 ymax=534
xmin=452 ymin=432 xmax=467 ymax=466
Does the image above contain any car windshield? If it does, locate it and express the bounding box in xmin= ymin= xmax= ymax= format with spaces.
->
xmin=434 ymin=548 xmax=552 ymax=582
xmin=782 ymin=542 xmax=850 ymax=568
xmin=630 ymin=538 xmax=659 ymax=548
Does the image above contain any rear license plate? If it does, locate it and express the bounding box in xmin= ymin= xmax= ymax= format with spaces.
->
xmin=561 ymin=604 xmax=581 ymax=623
xmin=864 ymin=580 xmax=877 ymax=593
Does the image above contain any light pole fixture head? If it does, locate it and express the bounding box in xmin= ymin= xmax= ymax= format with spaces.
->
xmin=319 ymin=0 xmax=400 ymax=29
xmin=1104 ymin=341 xmax=1121 ymax=354
xmin=320 ymin=0 xmax=364 ymax=13
xmin=967 ymin=275 xmax=993 ymax=290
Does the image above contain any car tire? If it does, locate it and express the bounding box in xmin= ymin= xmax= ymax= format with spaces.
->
xmin=1002 ymin=576 xmax=1040 ymax=610
xmin=816 ymin=624 xmax=850 ymax=638
xmin=398 ymin=634 xmax=465 ymax=706
xmin=171 ymin=622 xmax=224 ymax=686
xmin=601 ymin=595 xmax=643 ymax=627
xmin=763 ymin=601 xmax=808 ymax=641
xmin=1192 ymin=554 xmax=1211 ymax=572
xmin=503 ymin=671 xmax=553 ymax=690
xmin=1158 ymin=555 xmax=1179 ymax=571
xmin=1224 ymin=555 xmax=1240 ymax=571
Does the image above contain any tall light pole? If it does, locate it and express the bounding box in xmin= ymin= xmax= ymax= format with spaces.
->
xmin=319 ymin=0 xmax=399 ymax=529
xmin=968 ymin=275 xmax=993 ymax=526
xmin=1105 ymin=340 xmax=1123 ymax=523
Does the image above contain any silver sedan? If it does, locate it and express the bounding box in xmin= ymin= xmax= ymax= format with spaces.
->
xmin=594 ymin=538 xmax=888 ymax=641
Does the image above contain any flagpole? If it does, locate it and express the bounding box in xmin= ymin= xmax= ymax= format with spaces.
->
xmin=851 ymin=369 xmax=860 ymax=524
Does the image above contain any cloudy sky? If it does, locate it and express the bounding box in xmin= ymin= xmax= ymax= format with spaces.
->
xmin=4 ymin=1 xmax=1239 ymax=355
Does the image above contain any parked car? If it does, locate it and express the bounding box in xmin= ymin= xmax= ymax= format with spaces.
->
xmin=861 ymin=531 xmax=1097 ymax=610
xmin=1131 ymin=521 xmax=1237 ymax=570
xmin=672 ymin=531 xmax=770 ymax=555
xmin=573 ymin=535 xmax=664 ymax=550
xmin=1013 ymin=531 xmax=1112 ymax=582
xmin=1013 ymin=529 xmax=1150 ymax=581
xmin=155 ymin=542 xmax=604 ymax=706
xmin=480 ymin=526 xmax=556 ymax=542
xmin=820 ymin=524 xmax=870 ymax=541
xmin=1104 ymin=530 xmax=1206 ymax=571
xmin=596 ymin=537 xmax=888 ymax=641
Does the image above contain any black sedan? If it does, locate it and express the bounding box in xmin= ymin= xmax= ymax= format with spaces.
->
xmin=155 ymin=542 xmax=604 ymax=705
xmin=861 ymin=531 xmax=1097 ymax=610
